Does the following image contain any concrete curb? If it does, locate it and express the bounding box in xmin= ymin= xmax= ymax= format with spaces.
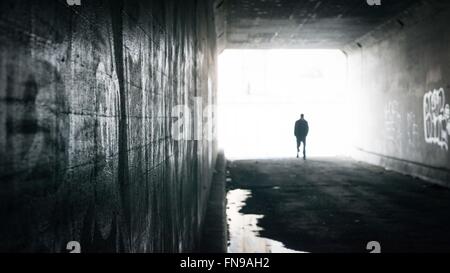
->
xmin=197 ymin=150 xmax=227 ymax=253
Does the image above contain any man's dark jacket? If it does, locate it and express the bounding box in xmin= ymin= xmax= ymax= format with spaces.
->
xmin=295 ymin=119 xmax=309 ymax=138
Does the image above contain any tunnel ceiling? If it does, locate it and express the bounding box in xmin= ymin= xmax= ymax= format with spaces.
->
xmin=225 ymin=0 xmax=422 ymax=49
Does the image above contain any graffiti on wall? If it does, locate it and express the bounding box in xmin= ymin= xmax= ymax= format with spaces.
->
xmin=384 ymin=100 xmax=402 ymax=147
xmin=406 ymin=112 xmax=420 ymax=146
xmin=423 ymin=88 xmax=450 ymax=151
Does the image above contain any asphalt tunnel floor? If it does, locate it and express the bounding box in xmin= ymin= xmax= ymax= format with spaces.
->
xmin=226 ymin=157 xmax=450 ymax=253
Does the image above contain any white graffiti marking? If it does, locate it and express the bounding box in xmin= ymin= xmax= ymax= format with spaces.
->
xmin=423 ymin=88 xmax=450 ymax=150
xmin=406 ymin=112 xmax=419 ymax=146
xmin=384 ymin=100 xmax=402 ymax=146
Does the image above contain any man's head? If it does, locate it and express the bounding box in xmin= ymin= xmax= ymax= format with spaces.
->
xmin=300 ymin=114 xmax=304 ymax=119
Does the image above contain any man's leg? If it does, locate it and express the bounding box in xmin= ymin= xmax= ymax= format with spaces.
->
xmin=302 ymin=138 xmax=306 ymax=160
xmin=296 ymin=137 xmax=300 ymax=158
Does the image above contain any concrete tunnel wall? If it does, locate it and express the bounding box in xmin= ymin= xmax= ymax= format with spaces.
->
xmin=346 ymin=1 xmax=450 ymax=186
xmin=0 ymin=0 xmax=218 ymax=252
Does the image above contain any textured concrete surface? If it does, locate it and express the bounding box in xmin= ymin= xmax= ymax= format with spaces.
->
xmin=226 ymin=0 xmax=421 ymax=48
xmin=345 ymin=0 xmax=450 ymax=186
xmin=0 ymin=0 xmax=218 ymax=252
xmin=198 ymin=151 xmax=227 ymax=253
xmin=228 ymin=158 xmax=450 ymax=253
xmin=214 ymin=0 xmax=227 ymax=53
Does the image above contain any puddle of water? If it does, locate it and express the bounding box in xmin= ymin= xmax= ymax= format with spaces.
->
xmin=226 ymin=189 xmax=307 ymax=253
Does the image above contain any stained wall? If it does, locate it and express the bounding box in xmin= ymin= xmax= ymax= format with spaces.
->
xmin=0 ymin=0 xmax=218 ymax=252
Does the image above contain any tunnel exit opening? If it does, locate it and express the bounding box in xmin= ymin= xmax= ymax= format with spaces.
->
xmin=218 ymin=49 xmax=351 ymax=159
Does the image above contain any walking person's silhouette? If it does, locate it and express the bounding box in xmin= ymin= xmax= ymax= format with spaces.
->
xmin=294 ymin=114 xmax=309 ymax=160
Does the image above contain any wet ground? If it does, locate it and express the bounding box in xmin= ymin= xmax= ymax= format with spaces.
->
xmin=226 ymin=157 xmax=450 ymax=253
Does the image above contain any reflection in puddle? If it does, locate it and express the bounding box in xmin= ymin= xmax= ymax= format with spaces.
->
xmin=227 ymin=189 xmax=307 ymax=253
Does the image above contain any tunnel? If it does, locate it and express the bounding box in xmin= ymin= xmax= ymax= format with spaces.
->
xmin=0 ymin=0 xmax=449 ymax=253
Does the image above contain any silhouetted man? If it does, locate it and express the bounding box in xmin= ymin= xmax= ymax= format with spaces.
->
xmin=294 ymin=114 xmax=309 ymax=160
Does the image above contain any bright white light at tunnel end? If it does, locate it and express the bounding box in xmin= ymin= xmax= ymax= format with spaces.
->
xmin=217 ymin=49 xmax=351 ymax=160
